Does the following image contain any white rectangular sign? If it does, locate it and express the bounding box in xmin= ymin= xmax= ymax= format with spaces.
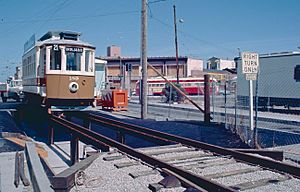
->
xmin=245 ymin=73 xmax=257 ymax=81
xmin=242 ymin=52 xmax=259 ymax=74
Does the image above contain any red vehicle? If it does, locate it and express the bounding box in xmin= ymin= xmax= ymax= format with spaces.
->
xmin=135 ymin=77 xmax=219 ymax=96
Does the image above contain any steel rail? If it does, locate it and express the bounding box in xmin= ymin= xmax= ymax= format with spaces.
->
xmin=50 ymin=114 xmax=235 ymax=192
xmin=86 ymin=112 xmax=300 ymax=179
xmin=72 ymin=112 xmax=283 ymax=161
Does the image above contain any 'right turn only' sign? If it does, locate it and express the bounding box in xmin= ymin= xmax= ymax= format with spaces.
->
xmin=242 ymin=52 xmax=259 ymax=74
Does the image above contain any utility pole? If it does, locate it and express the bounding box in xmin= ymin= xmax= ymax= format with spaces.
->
xmin=204 ymin=75 xmax=211 ymax=124
xmin=141 ymin=0 xmax=148 ymax=119
xmin=173 ymin=5 xmax=179 ymax=84
xmin=119 ymin=56 xmax=123 ymax=89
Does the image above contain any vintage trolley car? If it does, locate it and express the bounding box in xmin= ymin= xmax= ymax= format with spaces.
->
xmin=22 ymin=31 xmax=95 ymax=110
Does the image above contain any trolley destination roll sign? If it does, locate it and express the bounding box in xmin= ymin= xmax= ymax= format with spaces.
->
xmin=65 ymin=47 xmax=83 ymax=53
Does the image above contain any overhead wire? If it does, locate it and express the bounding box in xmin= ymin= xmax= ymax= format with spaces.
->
xmin=1 ymin=10 xmax=139 ymax=24
xmin=146 ymin=0 xmax=237 ymax=57
xmin=148 ymin=0 xmax=168 ymax=4
xmin=0 ymin=1 xmax=70 ymax=38
xmin=34 ymin=0 xmax=71 ymax=32
xmin=0 ymin=1 xmax=139 ymax=39
xmin=150 ymin=15 xmax=236 ymax=54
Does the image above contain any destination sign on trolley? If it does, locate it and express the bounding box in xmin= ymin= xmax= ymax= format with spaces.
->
xmin=242 ymin=52 xmax=259 ymax=74
xmin=65 ymin=47 xmax=83 ymax=53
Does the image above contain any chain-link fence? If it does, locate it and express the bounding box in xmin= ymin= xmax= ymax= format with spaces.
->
xmin=209 ymin=74 xmax=236 ymax=126
xmin=213 ymin=73 xmax=300 ymax=155
xmin=129 ymin=73 xmax=300 ymax=154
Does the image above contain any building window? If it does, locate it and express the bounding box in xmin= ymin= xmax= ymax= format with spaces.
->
xmin=211 ymin=63 xmax=217 ymax=70
xmin=95 ymin=65 xmax=104 ymax=71
xmin=294 ymin=65 xmax=300 ymax=82
xmin=66 ymin=52 xmax=81 ymax=71
xmin=50 ymin=49 xmax=61 ymax=70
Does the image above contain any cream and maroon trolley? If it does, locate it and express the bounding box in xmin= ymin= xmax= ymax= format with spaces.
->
xmin=22 ymin=31 xmax=96 ymax=111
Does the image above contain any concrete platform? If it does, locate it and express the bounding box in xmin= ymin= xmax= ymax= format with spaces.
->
xmin=39 ymin=141 xmax=98 ymax=175
xmin=270 ymin=144 xmax=300 ymax=164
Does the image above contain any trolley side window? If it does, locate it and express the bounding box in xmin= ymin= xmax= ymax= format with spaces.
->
xmin=85 ymin=50 xmax=92 ymax=72
xmin=66 ymin=52 xmax=82 ymax=71
xmin=50 ymin=49 xmax=61 ymax=70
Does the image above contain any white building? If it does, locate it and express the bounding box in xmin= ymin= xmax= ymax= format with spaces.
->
xmin=207 ymin=57 xmax=235 ymax=70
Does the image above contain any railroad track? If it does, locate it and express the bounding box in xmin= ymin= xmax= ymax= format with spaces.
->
xmin=50 ymin=113 xmax=300 ymax=192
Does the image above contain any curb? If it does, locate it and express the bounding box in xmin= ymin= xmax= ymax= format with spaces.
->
xmin=51 ymin=153 xmax=100 ymax=191
xmin=25 ymin=142 xmax=53 ymax=192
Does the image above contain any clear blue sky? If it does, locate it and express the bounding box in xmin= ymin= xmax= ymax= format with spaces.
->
xmin=1 ymin=0 xmax=300 ymax=81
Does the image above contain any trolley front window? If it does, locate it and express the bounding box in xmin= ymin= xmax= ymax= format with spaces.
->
xmin=50 ymin=49 xmax=61 ymax=70
xmin=66 ymin=52 xmax=81 ymax=71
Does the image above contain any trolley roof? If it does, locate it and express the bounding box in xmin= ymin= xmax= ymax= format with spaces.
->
xmin=23 ymin=30 xmax=95 ymax=54
xmin=39 ymin=30 xmax=81 ymax=41
xmin=38 ymin=30 xmax=95 ymax=49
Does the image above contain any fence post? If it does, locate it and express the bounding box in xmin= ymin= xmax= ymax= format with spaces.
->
xmin=117 ymin=130 xmax=125 ymax=144
xmin=234 ymin=78 xmax=238 ymax=132
xmin=48 ymin=124 xmax=54 ymax=145
xmin=83 ymin=119 xmax=91 ymax=130
xmin=212 ymin=78 xmax=215 ymax=120
xmin=254 ymin=72 xmax=259 ymax=148
xmin=224 ymin=78 xmax=228 ymax=129
xmin=204 ymin=75 xmax=210 ymax=123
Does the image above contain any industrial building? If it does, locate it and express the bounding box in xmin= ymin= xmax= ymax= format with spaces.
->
xmin=97 ymin=45 xmax=203 ymax=94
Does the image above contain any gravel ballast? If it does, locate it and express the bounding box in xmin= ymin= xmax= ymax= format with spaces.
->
xmin=213 ymin=170 xmax=286 ymax=187
xmin=70 ymin=152 xmax=164 ymax=192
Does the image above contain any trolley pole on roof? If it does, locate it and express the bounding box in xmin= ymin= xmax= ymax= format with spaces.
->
xmin=140 ymin=0 xmax=148 ymax=119
xmin=173 ymin=5 xmax=179 ymax=84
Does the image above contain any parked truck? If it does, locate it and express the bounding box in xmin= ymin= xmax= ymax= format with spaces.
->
xmin=236 ymin=51 xmax=300 ymax=108
xmin=0 ymin=82 xmax=9 ymax=102
xmin=0 ymin=77 xmax=23 ymax=102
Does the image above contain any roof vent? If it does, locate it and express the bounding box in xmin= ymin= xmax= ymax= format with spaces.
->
xmin=59 ymin=32 xmax=80 ymax=40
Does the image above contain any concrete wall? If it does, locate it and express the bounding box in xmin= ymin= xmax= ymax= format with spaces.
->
xmin=187 ymin=58 xmax=203 ymax=76
xmin=220 ymin=59 xmax=235 ymax=70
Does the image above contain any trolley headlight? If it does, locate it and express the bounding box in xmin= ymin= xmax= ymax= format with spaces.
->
xmin=69 ymin=82 xmax=79 ymax=93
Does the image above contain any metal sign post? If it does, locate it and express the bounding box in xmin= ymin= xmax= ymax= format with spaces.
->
xmin=242 ymin=52 xmax=259 ymax=146
xmin=249 ymin=79 xmax=254 ymax=130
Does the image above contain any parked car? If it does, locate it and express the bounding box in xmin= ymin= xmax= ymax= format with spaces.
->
xmin=219 ymin=89 xmax=231 ymax=95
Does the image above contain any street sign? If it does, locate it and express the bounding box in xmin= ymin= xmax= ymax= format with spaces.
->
xmin=242 ymin=52 xmax=259 ymax=74
xmin=241 ymin=52 xmax=260 ymax=137
xmin=245 ymin=73 xmax=257 ymax=81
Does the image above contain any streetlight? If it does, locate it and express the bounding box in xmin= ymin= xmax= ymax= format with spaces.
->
xmin=173 ymin=5 xmax=184 ymax=103
xmin=173 ymin=5 xmax=179 ymax=84
xmin=173 ymin=5 xmax=184 ymax=85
